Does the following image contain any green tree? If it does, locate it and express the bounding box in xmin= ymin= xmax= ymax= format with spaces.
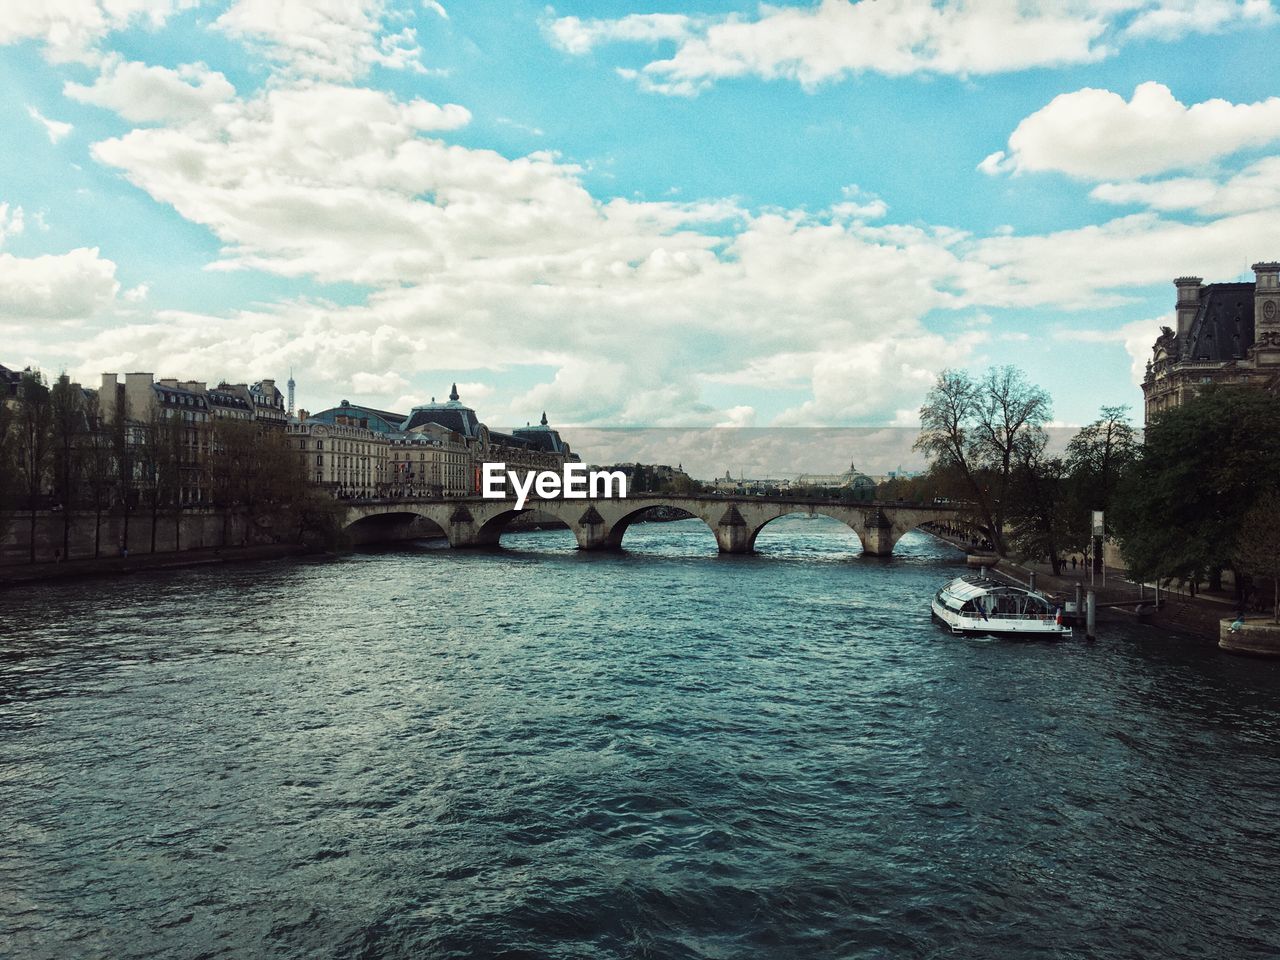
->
xmin=15 ymin=371 xmax=53 ymax=563
xmin=1005 ymin=430 xmax=1071 ymax=574
xmin=1234 ymin=489 xmax=1280 ymax=622
xmin=1064 ymin=405 xmax=1138 ymax=566
xmin=1113 ymin=385 xmax=1280 ymax=600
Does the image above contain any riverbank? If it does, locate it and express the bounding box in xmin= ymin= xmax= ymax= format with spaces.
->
xmin=0 ymin=543 xmax=310 ymax=587
xmin=924 ymin=529 xmax=1242 ymax=644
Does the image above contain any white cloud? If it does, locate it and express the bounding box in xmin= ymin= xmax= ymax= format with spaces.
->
xmin=27 ymin=106 xmax=73 ymax=144
xmin=0 ymin=247 xmax=119 ymax=320
xmin=965 ymin=209 xmax=1278 ymax=309
xmin=983 ymin=82 xmax=1280 ymax=180
xmin=424 ymin=1 xmax=448 ymax=19
xmin=61 ymin=63 xmax=1280 ymax=428
xmin=1125 ymin=0 xmax=1275 ymax=39
xmin=0 ymin=204 xmax=25 ymax=246
xmin=214 ymin=0 xmax=427 ymax=82
xmin=1052 ymin=316 xmax=1169 ymax=383
xmin=545 ymin=12 xmax=695 ymax=56
xmin=1089 ymin=156 xmax=1280 ymax=215
xmin=350 ymin=370 xmax=409 ymax=394
xmin=772 ymin=332 xmax=987 ymax=425
xmin=65 ymin=57 xmax=235 ymax=123
xmin=0 ymin=0 xmax=193 ymax=64
xmin=547 ymin=1 xmax=1274 ymax=95
xmin=551 ymin=0 xmax=1111 ymax=93
xmin=716 ymin=405 xmax=757 ymax=428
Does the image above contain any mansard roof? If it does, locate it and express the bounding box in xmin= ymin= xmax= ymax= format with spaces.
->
xmin=488 ymin=429 xmax=534 ymax=450
xmin=309 ymin=400 xmax=408 ymax=433
xmin=1181 ymin=282 xmax=1254 ymax=363
xmin=402 ymin=386 xmax=480 ymax=436
xmin=402 ymin=403 xmax=479 ymax=437
xmin=0 ymin=363 xmax=21 ymax=397
xmin=511 ymin=423 xmax=568 ymax=453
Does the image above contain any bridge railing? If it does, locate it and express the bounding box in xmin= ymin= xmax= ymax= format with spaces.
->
xmin=343 ymin=493 xmax=972 ymax=510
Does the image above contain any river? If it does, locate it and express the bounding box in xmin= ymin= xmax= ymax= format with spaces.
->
xmin=2 ymin=516 xmax=1278 ymax=959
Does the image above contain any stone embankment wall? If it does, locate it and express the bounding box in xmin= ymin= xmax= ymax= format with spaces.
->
xmin=1219 ymin=618 xmax=1280 ymax=657
xmin=0 ymin=509 xmax=262 ymax=566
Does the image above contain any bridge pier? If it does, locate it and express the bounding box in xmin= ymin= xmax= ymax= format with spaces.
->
xmin=444 ymin=506 xmax=502 ymax=548
xmin=714 ymin=506 xmax=754 ymax=554
xmin=573 ymin=506 xmax=619 ymax=550
xmin=861 ymin=509 xmax=899 ymax=557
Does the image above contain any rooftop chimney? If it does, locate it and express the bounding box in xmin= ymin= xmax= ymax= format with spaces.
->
xmin=1174 ymin=276 xmax=1202 ymax=341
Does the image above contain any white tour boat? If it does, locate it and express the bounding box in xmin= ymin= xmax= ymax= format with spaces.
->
xmin=931 ymin=574 xmax=1071 ymax=638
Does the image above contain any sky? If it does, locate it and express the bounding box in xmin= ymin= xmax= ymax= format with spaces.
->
xmin=2 ymin=0 xmax=1280 ymax=472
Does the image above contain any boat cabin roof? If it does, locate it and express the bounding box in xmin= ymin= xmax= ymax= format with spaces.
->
xmin=942 ymin=575 xmax=1035 ymax=603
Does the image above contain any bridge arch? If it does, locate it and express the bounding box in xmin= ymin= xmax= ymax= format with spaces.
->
xmin=344 ymin=510 xmax=446 ymax=546
xmin=603 ymin=503 xmax=718 ymax=551
xmin=747 ymin=510 xmax=867 ymax=554
xmin=471 ymin=505 xmax=580 ymax=548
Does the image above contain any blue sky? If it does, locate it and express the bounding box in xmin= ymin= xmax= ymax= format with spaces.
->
xmin=3 ymin=0 xmax=1280 ymax=464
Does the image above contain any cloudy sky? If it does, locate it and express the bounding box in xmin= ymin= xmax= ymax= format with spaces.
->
xmin=2 ymin=0 xmax=1279 ymax=452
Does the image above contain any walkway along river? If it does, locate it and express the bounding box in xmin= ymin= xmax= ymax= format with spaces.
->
xmin=2 ymin=517 xmax=1278 ymax=958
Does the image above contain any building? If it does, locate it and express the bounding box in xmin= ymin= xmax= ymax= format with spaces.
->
xmin=710 ymin=471 xmax=790 ymax=495
xmin=794 ymin=462 xmax=877 ymax=494
xmin=288 ymin=418 xmax=389 ymax=498
xmin=1142 ymin=261 xmax=1280 ymax=423
xmin=1 ymin=363 xmax=22 ymax=405
xmin=389 ymin=424 xmax=471 ymax=498
xmin=295 ymin=384 xmax=577 ymax=498
xmin=399 ymin=384 xmax=579 ymax=487
xmin=97 ymin=371 xmax=286 ymax=504
xmin=511 ymin=412 xmax=575 ymax=460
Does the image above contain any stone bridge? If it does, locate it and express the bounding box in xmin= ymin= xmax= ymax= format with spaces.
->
xmin=341 ymin=495 xmax=965 ymax=557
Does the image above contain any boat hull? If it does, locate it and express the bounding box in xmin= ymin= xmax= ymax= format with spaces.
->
xmin=931 ymin=597 xmax=1071 ymax=638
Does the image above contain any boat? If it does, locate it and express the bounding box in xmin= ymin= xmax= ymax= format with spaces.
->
xmin=931 ymin=574 xmax=1071 ymax=638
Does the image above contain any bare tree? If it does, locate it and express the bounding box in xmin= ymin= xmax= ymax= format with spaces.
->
xmin=915 ymin=365 xmax=1051 ymax=555
xmin=111 ymin=392 xmax=136 ymax=556
xmin=1066 ymin=405 xmax=1138 ymax=570
xmin=0 ymin=399 xmax=14 ymax=544
xmin=15 ymin=371 xmax=52 ymax=563
xmin=50 ymin=373 xmax=86 ymax=559
xmin=82 ymin=392 xmax=116 ymax=559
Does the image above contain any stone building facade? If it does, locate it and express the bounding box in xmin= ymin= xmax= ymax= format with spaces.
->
xmin=1142 ymin=261 xmax=1280 ymax=423
xmin=288 ymin=419 xmax=390 ymax=498
xmin=301 ymin=384 xmax=578 ymax=498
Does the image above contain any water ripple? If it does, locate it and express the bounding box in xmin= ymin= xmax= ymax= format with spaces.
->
xmin=2 ymin=518 xmax=1279 ymax=959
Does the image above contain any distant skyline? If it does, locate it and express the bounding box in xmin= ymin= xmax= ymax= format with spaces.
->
xmin=3 ymin=0 xmax=1280 ymax=432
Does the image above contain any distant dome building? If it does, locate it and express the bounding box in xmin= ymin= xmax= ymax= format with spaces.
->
xmin=794 ymin=461 xmax=875 ymax=490
xmin=401 ymin=383 xmax=483 ymax=438
xmin=511 ymin=411 xmax=574 ymax=459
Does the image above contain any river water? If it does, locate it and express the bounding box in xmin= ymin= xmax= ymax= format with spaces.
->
xmin=2 ymin=517 xmax=1279 ymax=959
